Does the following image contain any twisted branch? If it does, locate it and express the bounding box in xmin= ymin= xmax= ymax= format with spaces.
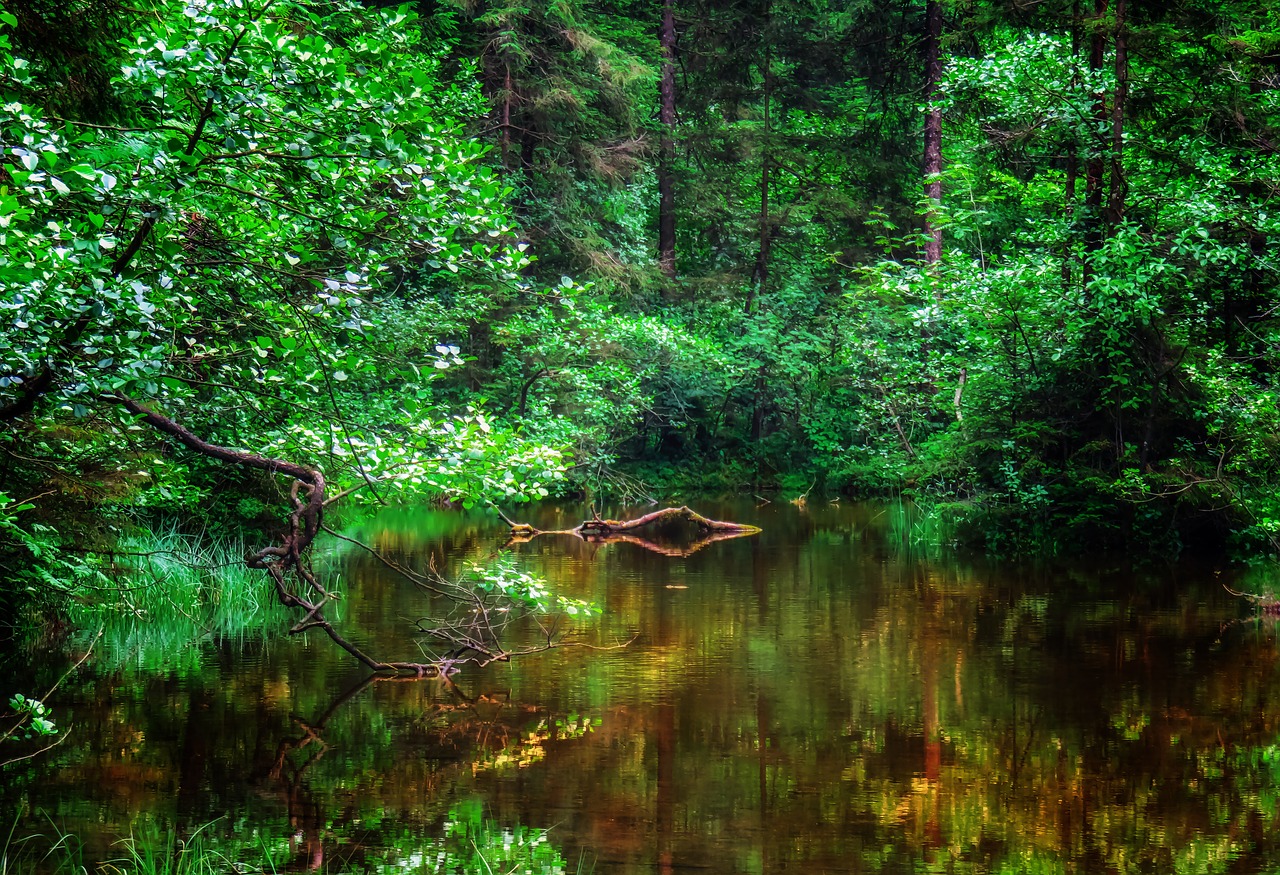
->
xmin=114 ymin=396 xmax=512 ymax=677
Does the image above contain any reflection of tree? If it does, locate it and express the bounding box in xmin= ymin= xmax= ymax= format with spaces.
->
xmin=854 ymin=572 xmax=1280 ymax=872
xmin=22 ymin=503 xmax=1280 ymax=874
xmin=267 ymin=675 xmax=379 ymax=870
xmin=523 ymin=528 xmax=759 ymax=558
xmin=263 ymin=673 xmax=592 ymax=871
xmin=327 ymin=529 xmax=617 ymax=672
xmin=473 ymin=531 xmax=1280 ymax=874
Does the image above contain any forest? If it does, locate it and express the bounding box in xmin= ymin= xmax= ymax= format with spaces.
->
xmin=6 ymin=0 xmax=1280 ymax=872
xmin=5 ymin=0 xmax=1280 ymax=590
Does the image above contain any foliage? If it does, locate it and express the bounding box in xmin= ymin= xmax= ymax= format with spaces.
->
xmin=886 ymin=9 xmax=1280 ymax=552
xmin=4 ymin=694 xmax=57 ymax=740
xmin=0 ymin=492 xmax=35 ymax=552
xmin=0 ymin=0 xmax=560 ymax=505
xmin=463 ymin=555 xmax=599 ymax=617
xmin=432 ymin=800 xmax=569 ymax=875
xmin=0 ymin=0 xmax=587 ymax=624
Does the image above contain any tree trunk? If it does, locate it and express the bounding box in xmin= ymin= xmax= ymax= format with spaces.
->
xmin=1083 ymin=0 xmax=1108 ymax=269
xmin=1105 ymin=0 xmax=1127 ymax=227
xmin=519 ymin=131 xmax=536 ymax=171
xmin=923 ymin=0 xmax=943 ymax=267
xmin=505 ymin=505 xmax=761 ymax=538
xmin=751 ymin=138 xmax=769 ymax=310
xmin=1063 ymin=0 xmax=1080 ymax=287
xmin=501 ymin=64 xmax=513 ymax=169
xmin=747 ymin=13 xmax=772 ymax=315
xmin=658 ymin=0 xmax=677 ymax=278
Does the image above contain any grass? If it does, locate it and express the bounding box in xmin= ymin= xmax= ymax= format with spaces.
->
xmin=878 ymin=497 xmax=962 ymax=556
xmin=1 ymin=813 xmax=282 ymax=875
xmin=2 ymin=812 xmax=85 ymax=875
xmin=0 ymin=805 xmax=580 ymax=875
xmin=68 ymin=525 xmax=292 ymax=672
xmin=105 ymin=821 xmax=278 ymax=875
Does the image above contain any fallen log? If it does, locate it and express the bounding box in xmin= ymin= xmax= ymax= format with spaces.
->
xmin=498 ymin=505 xmax=761 ymax=554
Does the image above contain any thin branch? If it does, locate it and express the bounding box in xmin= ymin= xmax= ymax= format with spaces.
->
xmin=298 ymin=317 xmax=385 ymax=505
xmin=197 ymin=148 xmax=364 ymax=165
xmin=40 ymin=627 xmax=102 ymax=704
xmin=0 ymin=626 xmax=102 ymax=765
xmin=319 ymin=523 xmax=453 ymax=598
xmin=0 ymin=733 xmax=71 ymax=769
xmin=194 ymin=178 xmax=414 ymax=245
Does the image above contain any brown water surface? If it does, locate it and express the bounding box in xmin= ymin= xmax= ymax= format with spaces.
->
xmin=4 ymin=499 xmax=1280 ymax=874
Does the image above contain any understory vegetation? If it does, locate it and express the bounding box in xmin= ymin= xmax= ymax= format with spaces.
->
xmin=3 ymin=0 xmax=1280 ymax=642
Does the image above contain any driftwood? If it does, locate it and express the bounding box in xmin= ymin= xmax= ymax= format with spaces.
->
xmin=498 ymin=505 xmax=761 ymax=556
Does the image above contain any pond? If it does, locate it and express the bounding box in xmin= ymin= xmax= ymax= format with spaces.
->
xmin=4 ymin=499 xmax=1280 ymax=874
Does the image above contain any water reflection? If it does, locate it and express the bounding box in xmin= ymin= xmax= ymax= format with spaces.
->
xmin=4 ymin=500 xmax=1280 ymax=874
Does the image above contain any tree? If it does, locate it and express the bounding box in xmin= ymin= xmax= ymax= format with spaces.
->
xmin=658 ymin=0 xmax=677 ymax=278
xmin=893 ymin=0 xmax=1280 ymax=549
xmin=922 ymin=0 xmax=943 ymax=265
xmin=0 ymin=0 xmax=587 ymax=662
xmin=445 ymin=0 xmax=659 ymax=283
xmin=0 ymin=0 xmax=557 ymax=485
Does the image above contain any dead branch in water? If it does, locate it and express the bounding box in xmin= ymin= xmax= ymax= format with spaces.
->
xmin=1223 ymin=583 xmax=1280 ymax=614
xmin=499 ymin=505 xmax=761 ymax=554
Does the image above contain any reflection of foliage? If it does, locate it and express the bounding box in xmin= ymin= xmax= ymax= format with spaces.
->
xmin=471 ymin=713 xmax=599 ymax=774
xmin=11 ymin=503 xmax=1280 ymax=874
xmin=1111 ymin=698 xmax=1151 ymax=742
xmin=306 ymin=511 xmax=608 ymax=673
xmin=991 ymin=852 xmax=1066 ymax=875
xmin=427 ymin=800 xmax=568 ymax=875
xmin=357 ymin=550 xmax=612 ymax=672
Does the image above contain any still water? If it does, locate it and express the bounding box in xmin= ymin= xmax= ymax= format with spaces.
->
xmin=5 ymin=500 xmax=1280 ymax=874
